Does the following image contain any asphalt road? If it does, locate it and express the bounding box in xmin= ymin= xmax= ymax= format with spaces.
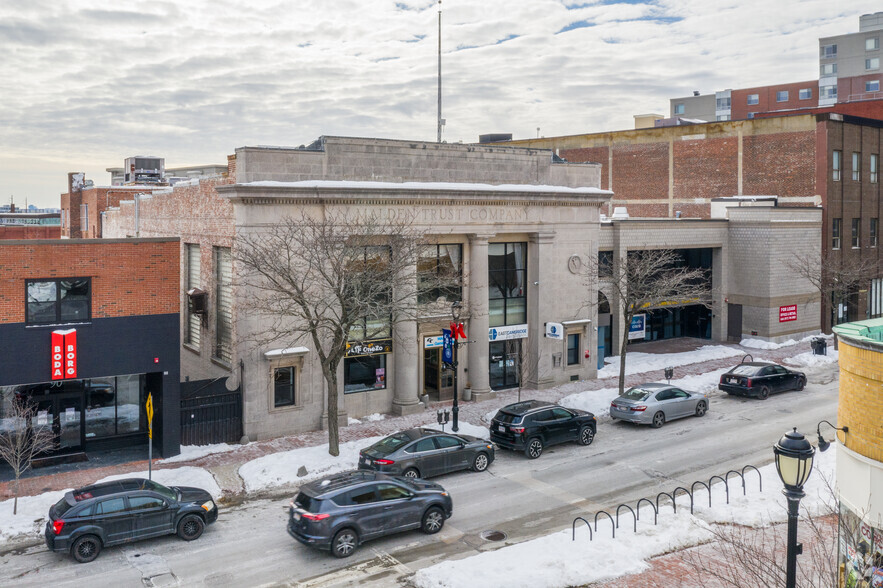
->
xmin=0 ymin=362 xmax=839 ymax=588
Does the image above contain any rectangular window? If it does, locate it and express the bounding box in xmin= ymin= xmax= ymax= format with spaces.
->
xmin=867 ymin=57 xmax=880 ymax=70
xmin=84 ymin=374 xmax=144 ymax=438
xmin=799 ymin=88 xmax=812 ymax=100
xmin=488 ymin=242 xmax=527 ymax=327
xmin=715 ymin=97 xmax=731 ymax=110
xmin=871 ymin=278 xmax=883 ymax=318
xmin=344 ymin=355 xmax=387 ymax=394
xmin=214 ymin=246 xmax=232 ymax=363
xmin=674 ymin=103 xmax=685 ymax=115
xmin=852 ymin=218 xmax=861 ymax=248
xmin=716 ymin=115 xmax=730 ymax=121
xmin=417 ymin=244 xmax=463 ymax=305
xmin=26 ymin=278 xmax=91 ymax=324
xmin=871 ymin=218 xmax=878 ymax=247
xmin=867 ymin=80 xmax=880 ymax=92
xmin=868 ymin=37 xmax=880 ymax=51
xmin=820 ymin=44 xmax=837 ymax=59
xmin=820 ymin=85 xmax=838 ymax=100
xmin=273 ymin=367 xmax=295 ymax=407
xmin=185 ymin=244 xmax=201 ymax=347
xmin=347 ymin=246 xmax=392 ymax=342
xmin=832 ymin=218 xmax=841 ymax=250
xmin=79 ymin=203 xmax=88 ymax=231
xmin=853 ymin=152 xmax=861 ymax=181
xmin=598 ymin=250 xmax=614 ymax=278
xmin=820 ymin=63 xmax=837 ymax=76
xmin=776 ymin=90 xmax=789 ymax=102
xmin=747 ymin=94 xmax=759 ymax=105
xmin=833 ymin=150 xmax=841 ymax=181
xmin=566 ymin=334 xmax=580 ymax=366
xmin=872 ymin=154 xmax=879 ymax=183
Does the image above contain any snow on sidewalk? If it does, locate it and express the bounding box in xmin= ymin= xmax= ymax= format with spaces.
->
xmin=412 ymin=447 xmax=836 ymax=588
xmin=597 ymin=345 xmax=745 ymax=379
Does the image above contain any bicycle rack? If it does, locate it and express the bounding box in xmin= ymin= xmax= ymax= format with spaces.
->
xmin=594 ymin=510 xmax=615 ymax=538
xmin=571 ymin=516 xmax=593 ymax=542
xmin=572 ymin=464 xmax=763 ymax=541
xmin=740 ymin=354 xmax=754 ymax=363
xmin=616 ymin=504 xmax=637 ymax=533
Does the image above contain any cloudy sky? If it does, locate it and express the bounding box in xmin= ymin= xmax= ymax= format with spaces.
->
xmin=1 ymin=0 xmax=879 ymax=208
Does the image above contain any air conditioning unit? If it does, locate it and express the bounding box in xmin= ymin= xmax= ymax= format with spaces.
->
xmin=124 ymin=156 xmax=165 ymax=184
xmin=187 ymin=288 xmax=208 ymax=315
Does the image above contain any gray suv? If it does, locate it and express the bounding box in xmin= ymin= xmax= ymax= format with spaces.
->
xmin=287 ymin=470 xmax=453 ymax=558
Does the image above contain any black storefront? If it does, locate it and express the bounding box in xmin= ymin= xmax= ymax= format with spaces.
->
xmin=0 ymin=314 xmax=181 ymax=459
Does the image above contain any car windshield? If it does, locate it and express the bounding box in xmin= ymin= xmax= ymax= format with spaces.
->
xmin=620 ymin=387 xmax=651 ymax=401
xmin=52 ymin=496 xmax=74 ymax=517
xmin=368 ymin=433 xmax=411 ymax=456
xmin=730 ymin=365 xmax=761 ymax=376
xmin=494 ymin=412 xmax=521 ymax=425
xmin=140 ymin=480 xmax=178 ymax=501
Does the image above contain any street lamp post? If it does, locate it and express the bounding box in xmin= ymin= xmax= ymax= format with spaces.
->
xmin=450 ymin=301 xmax=461 ymax=432
xmin=773 ymin=428 xmax=816 ymax=588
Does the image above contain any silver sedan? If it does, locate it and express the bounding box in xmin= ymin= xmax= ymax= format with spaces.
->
xmin=609 ymin=383 xmax=709 ymax=428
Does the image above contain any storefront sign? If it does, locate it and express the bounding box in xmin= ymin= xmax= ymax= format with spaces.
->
xmin=545 ymin=322 xmax=564 ymax=340
xmin=488 ymin=324 xmax=528 ymax=341
xmin=424 ymin=335 xmax=444 ymax=348
xmin=345 ymin=338 xmax=393 ymax=357
xmin=628 ymin=314 xmax=646 ymax=340
xmin=779 ymin=305 xmax=797 ymax=322
xmin=51 ymin=329 xmax=77 ymax=380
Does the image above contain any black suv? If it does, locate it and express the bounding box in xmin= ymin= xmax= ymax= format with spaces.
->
xmin=287 ymin=470 xmax=453 ymax=558
xmin=489 ymin=400 xmax=596 ymax=459
xmin=45 ymin=478 xmax=218 ymax=563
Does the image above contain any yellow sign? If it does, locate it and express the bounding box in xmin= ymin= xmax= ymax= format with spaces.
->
xmin=146 ymin=393 xmax=154 ymax=439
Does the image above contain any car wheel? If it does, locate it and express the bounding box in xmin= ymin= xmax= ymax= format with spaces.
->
xmin=796 ymin=378 xmax=806 ymax=391
xmin=471 ymin=452 xmax=489 ymax=472
xmin=177 ymin=514 xmax=205 ymax=541
xmin=578 ymin=426 xmax=595 ymax=446
xmin=651 ymin=411 xmax=665 ymax=429
xmin=332 ymin=528 xmax=359 ymax=558
xmin=71 ymin=534 xmax=102 ymax=563
xmin=758 ymin=386 xmax=770 ymax=400
xmin=525 ymin=437 xmax=544 ymax=459
xmin=402 ymin=467 xmax=420 ymax=479
xmin=695 ymin=401 xmax=707 ymax=417
xmin=421 ymin=507 xmax=445 ymax=534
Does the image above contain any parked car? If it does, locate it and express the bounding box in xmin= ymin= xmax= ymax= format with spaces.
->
xmin=45 ymin=478 xmax=218 ymax=563
xmin=489 ymin=400 xmax=596 ymax=459
xmin=610 ymin=383 xmax=709 ymax=428
xmin=358 ymin=428 xmax=494 ymax=479
xmin=287 ymin=470 xmax=453 ymax=558
xmin=718 ymin=361 xmax=806 ymax=399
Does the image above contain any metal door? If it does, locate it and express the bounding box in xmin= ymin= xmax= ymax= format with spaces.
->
xmin=727 ymin=304 xmax=743 ymax=342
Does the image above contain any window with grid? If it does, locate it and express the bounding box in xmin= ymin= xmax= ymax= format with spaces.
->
xmin=833 ymin=150 xmax=841 ymax=181
xmin=872 ymin=154 xmax=879 ymax=183
xmin=776 ymin=90 xmax=789 ymax=102
xmin=274 ymin=366 xmax=295 ymax=407
xmin=26 ymin=278 xmax=91 ymax=324
xmin=871 ymin=218 xmax=878 ymax=248
xmin=832 ymin=218 xmax=841 ymax=250
xmin=820 ymin=44 xmax=837 ymax=59
xmin=820 ymin=85 xmax=837 ymax=100
xmin=185 ymin=244 xmax=201 ymax=347
xmin=488 ymin=242 xmax=527 ymax=327
xmin=799 ymin=88 xmax=812 ymax=100
xmin=820 ymin=63 xmax=837 ymax=76
xmin=868 ymin=37 xmax=880 ymax=51
xmin=867 ymin=80 xmax=880 ymax=93
xmin=346 ymin=246 xmax=392 ymax=342
xmin=852 ymin=219 xmax=861 ymax=248
xmin=867 ymin=57 xmax=880 ymax=70
xmin=747 ymin=94 xmax=759 ymax=105
xmin=853 ymin=153 xmax=861 ymax=181
xmin=79 ymin=203 xmax=88 ymax=231
xmin=417 ymin=244 xmax=462 ymax=305
xmin=214 ymin=246 xmax=233 ymax=363
xmin=566 ymin=333 xmax=580 ymax=366
xmin=674 ymin=103 xmax=685 ymax=115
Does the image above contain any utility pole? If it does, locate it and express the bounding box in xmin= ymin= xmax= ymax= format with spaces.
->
xmin=437 ymin=0 xmax=442 ymax=143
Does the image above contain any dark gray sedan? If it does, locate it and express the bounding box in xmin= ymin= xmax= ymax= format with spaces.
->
xmin=610 ymin=383 xmax=709 ymax=428
xmin=358 ymin=428 xmax=495 ymax=479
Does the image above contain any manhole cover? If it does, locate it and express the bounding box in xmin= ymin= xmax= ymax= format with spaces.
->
xmin=480 ymin=530 xmax=507 ymax=542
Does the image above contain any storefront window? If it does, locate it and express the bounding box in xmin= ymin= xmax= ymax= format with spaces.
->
xmin=116 ymin=375 xmax=141 ymax=435
xmin=85 ymin=377 xmax=116 ymax=439
xmin=418 ymin=244 xmax=463 ymax=305
xmin=839 ymin=503 xmax=883 ymax=586
xmin=344 ymin=355 xmax=387 ymax=393
xmin=488 ymin=242 xmax=527 ymax=327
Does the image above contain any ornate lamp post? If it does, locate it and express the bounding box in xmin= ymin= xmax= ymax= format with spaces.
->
xmin=450 ymin=301 xmax=461 ymax=432
xmin=773 ymin=428 xmax=816 ymax=588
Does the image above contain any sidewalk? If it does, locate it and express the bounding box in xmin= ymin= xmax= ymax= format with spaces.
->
xmin=0 ymin=337 xmax=821 ymax=503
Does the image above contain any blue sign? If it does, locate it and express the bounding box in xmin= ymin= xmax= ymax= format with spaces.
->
xmin=628 ymin=314 xmax=646 ymax=340
xmin=442 ymin=329 xmax=453 ymax=365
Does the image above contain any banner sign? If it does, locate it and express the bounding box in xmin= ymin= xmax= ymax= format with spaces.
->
xmin=51 ymin=329 xmax=78 ymax=380
xmin=345 ymin=338 xmax=393 ymax=358
xmin=424 ymin=335 xmax=444 ymax=349
xmin=779 ymin=305 xmax=797 ymax=322
xmin=628 ymin=314 xmax=646 ymax=340
xmin=442 ymin=329 xmax=453 ymax=365
xmin=489 ymin=324 xmax=528 ymax=341
xmin=545 ymin=322 xmax=564 ymax=340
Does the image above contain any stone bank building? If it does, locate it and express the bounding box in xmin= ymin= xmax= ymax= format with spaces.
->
xmin=100 ymin=137 xmax=821 ymax=441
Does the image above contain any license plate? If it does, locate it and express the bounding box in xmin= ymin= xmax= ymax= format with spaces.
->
xmin=729 ymin=377 xmax=737 ymax=383
xmin=497 ymin=425 xmax=505 ymax=432
xmin=292 ymin=512 xmax=301 ymax=521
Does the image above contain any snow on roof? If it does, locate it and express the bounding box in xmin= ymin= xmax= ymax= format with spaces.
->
xmin=239 ymin=180 xmax=612 ymax=195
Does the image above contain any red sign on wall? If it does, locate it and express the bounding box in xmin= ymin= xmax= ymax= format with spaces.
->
xmin=51 ymin=329 xmax=78 ymax=380
xmin=779 ymin=305 xmax=798 ymax=323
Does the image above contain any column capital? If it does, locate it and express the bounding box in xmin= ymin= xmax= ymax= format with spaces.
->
xmin=468 ymin=233 xmax=495 ymax=243
xmin=530 ymin=231 xmax=556 ymax=244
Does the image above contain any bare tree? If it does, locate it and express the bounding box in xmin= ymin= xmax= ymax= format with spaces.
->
xmin=513 ymin=330 xmax=540 ymax=403
xmin=0 ymin=391 xmax=57 ymax=515
xmin=234 ymin=209 xmax=429 ymax=456
xmin=585 ymin=249 xmax=712 ymax=394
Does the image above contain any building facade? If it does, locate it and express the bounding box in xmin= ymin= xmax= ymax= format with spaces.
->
xmin=0 ymin=238 xmax=181 ymax=458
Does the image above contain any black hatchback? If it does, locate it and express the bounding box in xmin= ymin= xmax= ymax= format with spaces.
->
xmin=45 ymin=478 xmax=218 ymax=563
xmin=718 ymin=361 xmax=806 ymax=399
xmin=288 ymin=470 xmax=453 ymax=558
xmin=489 ymin=400 xmax=596 ymax=459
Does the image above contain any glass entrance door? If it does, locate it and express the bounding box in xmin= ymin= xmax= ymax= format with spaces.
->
xmin=489 ymin=340 xmax=521 ymax=390
xmin=25 ymin=391 xmax=84 ymax=453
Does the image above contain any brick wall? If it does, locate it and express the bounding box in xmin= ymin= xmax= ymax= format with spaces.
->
xmin=673 ymin=137 xmax=739 ymax=202
xmin=731 ymin=81 xmax=818 ymax=120
xmin=837 ymin=337 xmax=883 ymax=462
xmin=0 ymin=239 xmax=179 ymax=324
xmin=0 ymin=225 xmax=61 ymax=239
xmin=742 ymin=131 xmax=816 ymax=197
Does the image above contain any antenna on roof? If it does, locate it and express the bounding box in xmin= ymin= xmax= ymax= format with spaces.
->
xmin=437 ymin=1 xmax=443 ymax=143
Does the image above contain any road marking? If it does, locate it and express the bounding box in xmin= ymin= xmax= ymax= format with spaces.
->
xmin=503 ymin=470 xmax=604 ymax=511
xmin=293 ymin=550 xmax=412 ymax=588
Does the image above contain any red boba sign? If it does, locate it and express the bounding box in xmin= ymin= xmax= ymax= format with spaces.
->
xmin=51 ymin=329 xmax=78 ymax=380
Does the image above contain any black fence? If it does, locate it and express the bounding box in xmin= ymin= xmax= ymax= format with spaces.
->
xmin=180 ymin=377 xmax=242 ymax=446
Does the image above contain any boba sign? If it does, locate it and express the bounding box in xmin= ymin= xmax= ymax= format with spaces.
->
xmin=51 ymin=329 xmax=78 ymax=380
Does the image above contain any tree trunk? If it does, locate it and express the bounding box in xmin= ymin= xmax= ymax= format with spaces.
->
xmin=618 ymin=313 xmax=632 ymax=395
xmin=13 ymin=478 xmax=19 ymax=515
xmin=324 ymin=366 xmax=340 ymax=457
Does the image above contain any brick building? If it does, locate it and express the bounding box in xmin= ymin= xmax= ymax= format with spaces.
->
xmin=0 ymin=238 xmax=181 ymax=459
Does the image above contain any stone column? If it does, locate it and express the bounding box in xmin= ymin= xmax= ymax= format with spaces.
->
xmin=393 ymin=256 xmax=422 ymax=416
xmin=528 ymin=231 xmax=557 ymax=389
xmin=468 ymin=233 xmax=494 ymax=400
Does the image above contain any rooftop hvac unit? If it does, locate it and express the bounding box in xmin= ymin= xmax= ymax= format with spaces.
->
xmin=124 ymin=156 xmax=165 ymax=184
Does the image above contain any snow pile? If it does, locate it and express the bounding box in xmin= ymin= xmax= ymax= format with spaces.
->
xmin=347 ymin=417 xmax=361 ymax=425
xmin=0 ymin=490 xmax=69 ymax=542
xmin=783 ymin=350 xmax=839 ymax=368
xmin=97 ymin=467 xmax=222 ymax=499
xmin=740 ymin=338 xmax=798 ymax=350
xmin=364 ymin=413 xmax=386 ymax=422
xmin=413 ymin=447 xmax=837 ymax=588
xmin=448 ymin=422 xmax=491 ymax=440
xmin=158 ymin=443 xmax=242 ymax=464
xmin=598 ymin=345 xmax=744 ymax=379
